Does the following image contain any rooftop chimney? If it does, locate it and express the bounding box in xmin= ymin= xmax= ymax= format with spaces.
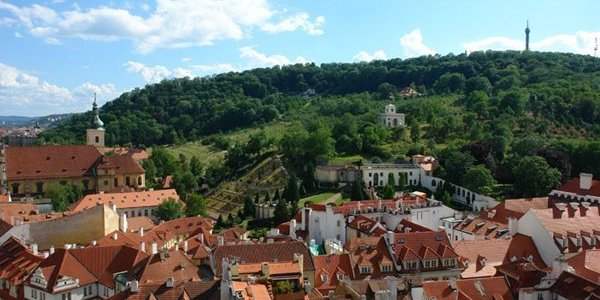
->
xmin=151 ymin=242 xmax=158 ymax=255
xmin=140 ymin=227 xmax=144 ymax=237
xmin=217 ymin=235 xmax=224 ymax=246
xmin=183 ymin=240 xmax=188 ymax=253
xmin=120 ymin=213 xmax=128 ymax=232
xmin=197 ymin=233 xmax=204 ymax=244
xmin=112 ymin=232 xmax=119 ymax=240
xmin=49 ymin=246 xmax=55 ymax=255
xmin=166 ymin=277 xmax=175 ymax=288
xmin=129 ymin=280 xmax=139 ymax=292
xmin=580 ymin=173 xmax=593 ymax=190
xmin=31 ymin=243 xmax=38 ymax=256
xmin=91 ymin=240 xmax=97 ymax=246
xmin=140 ymin=241 xmax=146 ymax=253
xmin=553 ymin=203 xmax=566 ymax=219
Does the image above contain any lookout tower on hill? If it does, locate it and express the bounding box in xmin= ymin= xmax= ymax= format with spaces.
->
xmin=86 ymin=93 xmax=105 ymax=148
xmin=525 ymin=20 xmax=531 ymax=51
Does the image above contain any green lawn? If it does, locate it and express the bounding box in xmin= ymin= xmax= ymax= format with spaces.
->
xmin=167 ymin=121 xmax=290 ymax=164
xmin=298 ymin=192 xmax=341 ymax=207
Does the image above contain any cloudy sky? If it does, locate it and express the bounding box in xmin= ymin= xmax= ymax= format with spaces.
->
xmin=0 ymin=0 xmax=598 ymax=116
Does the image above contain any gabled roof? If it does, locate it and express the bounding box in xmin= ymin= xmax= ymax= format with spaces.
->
xmin=34 ymin=245 xmax=147 ymax=292
xmin=454 ymin=214 xmax=508 ymax=239
xmin=452 ymin=239 xmax=511 ymax=278
xmin=0 ymin=237 xmax=43 ymax=285
xmin=111 ymin=280 xmax=220 ymax=300
xmin=131 ymin=250 xmax=200 ymax=285
xmin=231 ymin=281 xmax=272 ymax=300
xmin=313 ymin=254 xmax=354 ymax=293
xmin=391 ymin=231 xmax=459 ymax=263
xmin=422 ymin=277 xmax=513 ymax=300
xmin=96 ymin=154 xmax=145 ymax=175
xmin=345 ymin=236 xmax=394 ymax=279
xmin=71 ymin=189 xmax=180 ymax=212
xmin=214 ymin=241 xmax=315 ymax=277
xmin=5 ymin=145 xmax=102 ymax=180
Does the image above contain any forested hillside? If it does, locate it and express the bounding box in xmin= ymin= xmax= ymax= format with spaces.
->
xmin=42 ymin=50 xmax=600 ymax=198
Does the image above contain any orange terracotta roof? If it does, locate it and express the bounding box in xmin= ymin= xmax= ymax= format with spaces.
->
xmin=97 ymin=154 xmax=144 ymax=175
xmin=111 ymin=280 xmax=220 ymax=300
xmin=214 ymin=241 xmax=315 ymax=277
xmin=313 ymin=254 xmax=354 ymax=293
xmin=452 ymin=239 xmax=511 ymax=278
xmin=422 ymin=277 xmax=513 ymax=300
xmin=0 ymin=202 xmax=38 ymax=224
xmin=503 ymin=234 xmax=547 ymax=269
xmin=391 ymin=231 xmax=459 ymax=263
xmin=345 ymin=236 xmax=394 ymax=279
xmin=528 ymin=204 xmax=600 ymax=254
xmin=237 ymin=261 xmax=301 ymax=276
xmin=5 ymin=145 xmax=101 ymax=180
xmin=132 ymin=250 xmax=200 ymax=285
xmin=231 ymin=281 xmax=272 ymax=300
xmin=127 ymin=216 xmax=156 ymax=233
xmin=71 ymin=189 xmax=180 ymax=212
xmin=454 ymin=215 xmax=509 ymax=239
xmin=485 ymin=197 xmax=550 ymax=224
xmin=36 ymin=245 xmax=146 ymax=292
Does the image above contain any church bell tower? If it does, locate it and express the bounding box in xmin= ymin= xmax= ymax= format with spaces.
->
xmin=86 ymin=93 xmax=105 ymax=147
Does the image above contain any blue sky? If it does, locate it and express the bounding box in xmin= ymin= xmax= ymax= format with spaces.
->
xmin=0 ymin=0 xmax=598 ymax=116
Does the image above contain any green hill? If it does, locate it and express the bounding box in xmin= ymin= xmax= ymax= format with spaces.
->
xmin=41 ymin=51 xmax=600 ymax=199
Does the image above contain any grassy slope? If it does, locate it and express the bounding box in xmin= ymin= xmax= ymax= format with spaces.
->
xmin=167 ymin=121 xmax=291 ymax=163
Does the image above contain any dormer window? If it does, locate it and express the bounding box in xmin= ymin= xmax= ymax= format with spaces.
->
xmin=359 ymin=265 xmax=371 ymax=274
xmin=320 ymin=273 xmax=328 ymax=283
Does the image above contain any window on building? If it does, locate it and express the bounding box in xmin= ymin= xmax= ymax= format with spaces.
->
xmin=424 ymin=260 xmax=430 ymax=268
xmin=144 ymin=209 xmax=149 ymax=216
xmin=104 ymin=180 xmax=109 ymax=186
xmin=31 ymin=288 xmax=37 ymax=299
xmin=36 ymin=182 xmax=44 ymax=194
xmin=59 ymin=181 xmax=67 ymax=185
xmin=337 ymin=220 xmax=341 ymax=227
xmin=126 ymin=176 xmax=131 ymax=186
xmin=360 ymin=266 xmax=371 ymax=274
xmin=40 ymin=292 xmax=45 ymax=300
xmin=88 ymin=286 xmax=92 ymax=296
xmin=114 ymin=178 xmax=118 ymax=187
xmin=84 ymin=286 xmax=88 ymax=297
xmin=368 ymin=173 xmax=372 ymax=177
xmin=95 ymin=136 xmax=100 ymax=143
xmin=138 ymin=210 xmax=142 ymax=217
xmin=11 ymin=183 xmax=19 ymax=194
xmin=82 ymin=180 xmax=89 ymax=191
xmin=138 ymin=176 xmax=142 ymax=186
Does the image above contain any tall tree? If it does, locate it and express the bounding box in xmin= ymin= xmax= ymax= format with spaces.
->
xmin=154 ymin=198 xmax=184 ymax=221
xmin=283 ymin=175 xmax=300 ymax=204
xmin=273 ymin=198 xmax=290 ymax=225
xmin=512 ymin=156 xmax=561 ymax=197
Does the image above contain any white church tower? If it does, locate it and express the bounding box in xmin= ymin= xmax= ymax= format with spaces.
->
xmin=380 ymin=103 xmax=405 ymax=128
xmin=86 ymin=94 xmax=105 ymax=147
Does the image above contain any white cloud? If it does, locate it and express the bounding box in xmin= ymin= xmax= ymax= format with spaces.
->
xmin=400 ymin=29 xmax=435 ymax=58
xmin=463 ymin=36 xmax=522 ymax=53
xmin=124 ymin=61 xmax=178 ymax=83
xmin=240 ymin=46 xmax=307 ymax=67
xmin=0 ymin=62 xmax=116 ymax=116
xmin=14 ymin=31 xmax=22 ymax=38
xmin=181 ymin=57 xmax=192 ymax=63
xmin=463 ymin=31 xmax=600 ymax=55
xmin=191 ymin=63 xmax=237 ymax=74
xmin=261 ymin=13 xmax=324 ymax=35
xmin=0 ymin=0 xmax=325 ymax=53
xmin=353 ymin=49 xmax=387 ymax=62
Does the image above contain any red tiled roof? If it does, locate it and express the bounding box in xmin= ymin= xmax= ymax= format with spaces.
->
xmin=503 ymin=234 xmax=547 ymax=269
xmin=567 ymin=250 xmax=600 ymax=283
xmin=313 ymin=254 xmax=354 ymax=293
xmin=0 ymin=202 xmax=39 ymax=224
xmin=557 ymin=177 xmax=600 ymax=198
xmin=454 ymin=215 xmax=508 ymax=239
xmin=422 ymin=277 xmax=513 ymax=300
xmin=528 ymin=204 xmax=600 ymax=255
xmin=391 ymin=231 xmax=459 ymax=263
xmin=97 ymin=154 xmax=145 ymax=175
xmin=231 ymin=281 xmax=272 ymax=300
xmin=127 ymin=216 xmax=156 ymax=233
xmin=345 ymin=236 xmax=394 ymax=279
xmin=214 ymin=241 xmax=315 ymax=277
xmin=5 ymin=145 xmax=102 ymax=180
xmin=486 ymin=197 xmax=550 ymax=224
xmin=36 ymin=245 xmax=146 ymax=292
xmin=452 ymin=239 xmax=511 ymax=278
xmin=0 ymin=237 xmax=43 ymax=285
xmin=131 ymin=250 xmax=200 ymax=285
xmin=111 ymin=280 xmax=220 ymax=300
xmin=71 ymin=189 xmax=180 ymax=212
